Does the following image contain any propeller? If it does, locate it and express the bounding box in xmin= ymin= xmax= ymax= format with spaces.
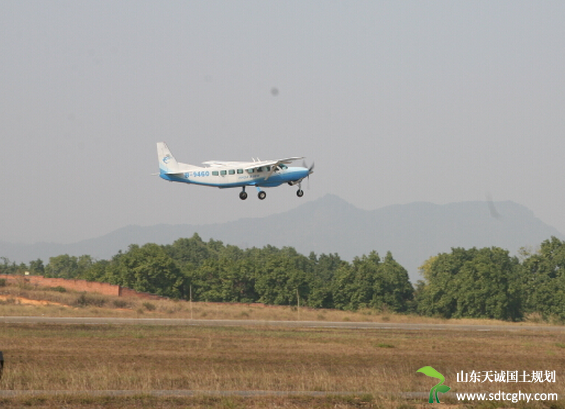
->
xmin=302 ymin=160 xmax=315 ymax=189
xmin=303 ymin=160 xmax=315 ymax=174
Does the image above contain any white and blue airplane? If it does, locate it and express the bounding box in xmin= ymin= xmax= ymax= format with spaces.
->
xmin=157 ymin=142 xmax=314 ymax=200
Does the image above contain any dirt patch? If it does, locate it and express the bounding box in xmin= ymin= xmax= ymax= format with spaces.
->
xmin=0 ymin=295 xmax=69 ymax=307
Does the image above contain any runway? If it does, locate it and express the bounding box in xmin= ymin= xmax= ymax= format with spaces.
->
xmin=1 ymin=316 xmax=564 ymax=332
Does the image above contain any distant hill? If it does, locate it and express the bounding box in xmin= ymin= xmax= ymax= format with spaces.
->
xmin=1 ymin=194 xmax=562 ymax=282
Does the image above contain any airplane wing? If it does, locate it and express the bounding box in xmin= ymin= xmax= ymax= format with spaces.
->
xmin=203 ymin=157 xmax=303 ymax=169
xmin=273 ymin=156 xmax=304 ymax=165
xmin=202 ymin=160 xmax=249 ymax=167
xmin=242 ymin=157 xmax=303 ymax=169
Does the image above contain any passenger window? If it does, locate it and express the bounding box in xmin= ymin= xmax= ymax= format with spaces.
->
xmin=247 ymin=169 xmax=254 ymax=174
xmin=228 ymin=169 xmax=235 ymax=175
xmin=257 ymin=167 xmax=263 ymax=172
xmin=212 ymin=171 xmax=219 ymax=176
xmin=237 ymin=169 xmax=243 ymax=174
xmin=220 ymin=170 xmax=227 ymax=176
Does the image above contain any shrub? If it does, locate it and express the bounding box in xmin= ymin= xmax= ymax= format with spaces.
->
xmin=142 ymin=302 xmax=156 ymax=311
xmin=113 ymin=299 xmax=129 ymax=309
xmin=74 ymin=293 xmax=107 ymax=308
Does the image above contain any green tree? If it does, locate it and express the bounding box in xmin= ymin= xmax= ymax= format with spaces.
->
xmin=417 ymin=247 xmax=522 ymax=321
xmin=29 ymin=259 xmax=45 ymax=275
xmin=165 ymin=234 xmax=216 ymax=267
xmin=372 ymin=252 xmax=414 ymax=312
xmin=331 ymin=251 xmax=413 ymax=312
xmin=45 ymin=255 xmax=93 ymax=279
xmin=104 ymin=244 xmax=185 ymax=298
xmin=220 ymin=257 xmax=257 ymax=303
xmin=0 ymin=258 xmax=26 ymax=275
xmin=521 ymin=237 xmax=565 ymax=320
xmin=331 ymin=262 xmax=356 ymax=310
xmin=192 ymin=258 xmax=224 ymax=302
xmin=253 ymin=248 xmax=310 ymax=305
xmin=82 ymin=259 xmax=110 ymax=282
xmin=45 ymin=255 xmax=78 ymax=278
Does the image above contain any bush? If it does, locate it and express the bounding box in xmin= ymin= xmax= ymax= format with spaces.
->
xmin=113 ymin=299 xmax=129 ymax=309
xmin=142 ymin=302 xmax=156 ymax=311
xmin=74 ymin=293 xmax=107 ymax=308
xmin=48 ymin=286 xmax=66 ymax=292
xmin=0 ymin=279 xmax=5 ymax=287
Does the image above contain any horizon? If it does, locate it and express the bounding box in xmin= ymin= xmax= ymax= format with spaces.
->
xmin=2 ymin=194 xmax=560 ymax=246
xmin=2 ymin=194 xmax=562 ymax=283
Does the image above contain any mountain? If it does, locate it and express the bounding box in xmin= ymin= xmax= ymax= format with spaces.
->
xmin=1 ymin=194 xmax=562 ymax=282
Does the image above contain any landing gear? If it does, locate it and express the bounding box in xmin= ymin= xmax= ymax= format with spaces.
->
xmin=241 ymin=186 xmax=266 ymax=200
xmin=296 ymin=181 xmax=304 ymax=198
xmin=254 ymin=186 xmax=267 ymax=200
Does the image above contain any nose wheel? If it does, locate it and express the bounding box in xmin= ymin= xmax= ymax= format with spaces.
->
xmin=239 ymin=190 xmax=248 ymax=200
xmin=297 ymin=189 xmax=304 ymax=197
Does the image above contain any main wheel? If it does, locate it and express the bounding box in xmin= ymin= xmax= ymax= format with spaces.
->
xmin=239 ymin=191 xmax=248 ymax=200
xmin=258 ymin=191 xmax=266 ymax=200
xmin=297 ymin=189 xmax=304 ymax=197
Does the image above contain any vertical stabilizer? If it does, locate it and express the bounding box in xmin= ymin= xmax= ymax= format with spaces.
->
xmin=157 ymin=142 xmax=180 ymax=173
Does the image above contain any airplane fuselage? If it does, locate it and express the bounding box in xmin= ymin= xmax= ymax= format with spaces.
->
xmin=157 ymin=142 xmax=313 ymax=200
xmin=159 ymin=165 xmax=309 ymax=189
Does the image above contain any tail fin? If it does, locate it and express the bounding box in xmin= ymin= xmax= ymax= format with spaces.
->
xmin=157 ymin=142 xmax=180 ymax=173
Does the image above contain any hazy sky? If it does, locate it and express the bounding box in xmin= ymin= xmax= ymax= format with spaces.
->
xmin=1 ymin=1 xmax=564 ymax=245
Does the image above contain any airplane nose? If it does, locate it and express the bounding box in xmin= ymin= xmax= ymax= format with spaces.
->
xmin=287 ymin=166 xmax=312 ymax=180
xmin=298 ymin=168 xmax=309 ymax=178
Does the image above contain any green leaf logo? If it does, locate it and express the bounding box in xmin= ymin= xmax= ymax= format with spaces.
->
xmin=417 ymin=366 xmax=450 ymax=403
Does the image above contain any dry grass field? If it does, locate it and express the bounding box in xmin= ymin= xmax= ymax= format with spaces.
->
xmin=0 ymin=282 xmax=551 ymax=326
xmin=0 ymin=283 xmax=564 ymax=408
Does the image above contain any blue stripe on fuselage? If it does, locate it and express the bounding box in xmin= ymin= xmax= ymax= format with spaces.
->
xmin=159 ymin=167 xmax=309 ymax=188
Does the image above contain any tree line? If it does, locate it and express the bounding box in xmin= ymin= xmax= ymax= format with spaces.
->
xmin=2 ymin=234 xmax=565 ymax=322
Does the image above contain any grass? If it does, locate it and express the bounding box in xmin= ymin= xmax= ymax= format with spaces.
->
xmin=0 ymin=394 xmax=386 ymax=409
xmin=1 ymin=324 xmax=564 ymax=395
xmin=0 ymin=283 xmax=557 ymax=326
xmin=1 ymin=283 xmax=565 ymax=408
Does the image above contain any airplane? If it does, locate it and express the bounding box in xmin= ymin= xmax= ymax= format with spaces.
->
xmin=156 ymin=142 xmax=314 ymax=200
